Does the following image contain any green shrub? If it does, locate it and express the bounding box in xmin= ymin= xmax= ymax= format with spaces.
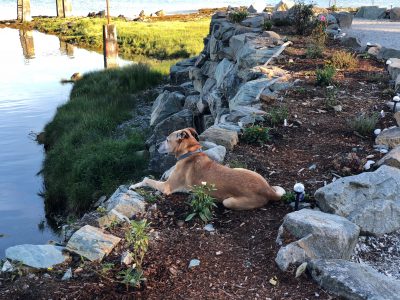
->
xmin=118 ymin=268 xmax=146 ymax=290
xmin=242 ymin=125 xmax=271 ymax=145
xmin=330 ymin=50 xmax=358 ymax=69
xmin=347 ymin=113 xmax=379 ymax=137
xmin=268 ymin=106 xmax=289 ymax=126
xmin=229 ymin=10 xmax=249 ymax=23
xmin=125 ymin=220 xmax=150 ymax=268
xmin=292 ymin=1 xmax=314 ymax=34
xmin=263 ymin=20 xmax=273 ymax=30
xmin=43 ymin=64 xmax=162 ymax=216
xmin=315 ymin=65 xmax=336 ymax=86
xmin=324 ymin=86 xmax=339 ymax=109
xmin=306 ymin=44 xmax=324 ymax=58
xmin=272 ymin=19 xmax=292 ymax=27
xmin=186 ymin=183 xmax=217 ymax=223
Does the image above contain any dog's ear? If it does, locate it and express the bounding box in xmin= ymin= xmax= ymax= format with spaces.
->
xmin=187 ymin=128 xmax=199 ymax=141
xmin=176 ymin=130 xmax=189 ymax=141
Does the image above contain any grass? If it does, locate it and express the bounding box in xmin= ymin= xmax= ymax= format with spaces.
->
xmin=347 ymin=113 xmax=379 ymax=137
xmin=31 ymin=17 xmax=210 ymax=74
xmin=330 ymin=50 xmax=358 ymax=70
xmin=42 ymin=64 xmax=163 ymax=216
xmin=268 ymin=106 xmax=289 ymax=126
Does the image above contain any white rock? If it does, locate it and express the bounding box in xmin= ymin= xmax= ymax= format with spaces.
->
xmin=188 ymin=259 xmax=200 ymax=268
xmin=61 ymin=268 xmax=72 ymax=281
xmin=374 ymin=129 xmax=382 ymax=136
xmin=204 ymin=224 xmax=215 ymax=232
xmin=105 ymin=185 xmax=146 ymax=219
xmin=364 ymin=160 xmax=375 ymax=170
xmin=1 ymin=260 xmax=14 ymax=272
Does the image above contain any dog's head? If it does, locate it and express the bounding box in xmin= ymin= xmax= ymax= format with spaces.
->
xmin=158 ymin=128 xmax=200 ymax=157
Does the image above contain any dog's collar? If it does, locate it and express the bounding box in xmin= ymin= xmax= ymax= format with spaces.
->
xmin=177 ymin=148 xmax=203 ymax=161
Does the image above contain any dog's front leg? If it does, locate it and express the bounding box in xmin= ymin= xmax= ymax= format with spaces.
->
xmin=130 ymin=177 xmax=171 ymax=195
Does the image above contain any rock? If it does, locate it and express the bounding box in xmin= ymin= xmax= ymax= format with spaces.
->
xmin=97 ymin=208 xmax=130 ymax=228
xmin=375 ymin=127 xmax=400 ymax=148
xmin=1 ymin=260 xmax=14 ymax=273
xmin=199 ymin=126 xmax=239 ymax=150
xmin=308 ymin=259 xmax=400 ymax=300
xmin=315 ymin=165 xmax=400 ymax=235
xmin=390 ymin=7 xmax=400 ymax=21
xmin=241 ymin=15 xmax=265 ymax=28
xmin=155 ymin=10 xmax=165 ymax=17
xmin=188 ymin=259 xmax=200 ymax=268
xmin=204 ymin=224 xmax=215 ymax=232
xmin=170 ymin=57 xmax=197 ymax=84
xmin=105 ymin=185 xmax=146 ymax=219
xmin=377 ymin=47 xmax=400 ymax=60
xmin=189 ymin=67 xmax=206 ymax=93
xmin=121 ymin=251 xmax=133 ymax=266
xmin=200 ymin=61 xmax=218 ymax=78
xmin=274 ymin=0 xmax=295 ymax=11
xmin=395 ymin=112 xmax=400 ymax=126
xmin=275 ymin=209 xmax=359 ymax=271
xmin=214 ymin=58 xmax=240 ymax=99
xmin=150 ymin=91 xmax=185 ymax=126
xmin=209 ymin=35 xmax=223 ymax=61
xmin=66 ymin=225 xmax=121 ymax=262
xmin=61 ymin=268 xmax=72 ymax=281
xmin=386 ymin=101 xmax=400 ymax=113
xmin=388 ymin=58 xmax=400 ymax=80
xmin=184 ymin=94 xmax=202 ymax=116
xmin=5 ymin=245 xmax=69 ymax=269
xmin=204 ymin=145 xmax=226 ymax=163
xmin=355 ymin=6 xmax=386 ymax=19
xmin=332 ymin=12 xmax=353 ymax=28
xmin=376 ymin=145 xmax=400 ymax=169
xmin=367 ymin=46 xmax=381 ymax=57
xmin=340 ymin=36 xmax=362 ymax=49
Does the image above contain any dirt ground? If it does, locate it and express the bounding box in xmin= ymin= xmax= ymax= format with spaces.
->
xmin=0 ymin=32 xmax=395 ymax=300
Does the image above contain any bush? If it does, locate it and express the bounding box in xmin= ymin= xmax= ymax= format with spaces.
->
xmin=272 ymin=19 xmax=292 ymax=27
xmin=315 ymin=65 xmax=336 ymax=86
xmin=125 ymin=220 xmax=150 ymax=268
xmin=242 ymin=125 xmax=271 ymax=145
xmin=306 ymin=44 xmax=324 ymax=58
xmin=268 ymin=106 xmax=289 ymax=126
xmin=186 ymin=183 xmax=217 ymax=223
xmin=324 ymin=86 xmax=339 ymax=109
xmin=330 ymin=50 xmax=358 ymax=69
xmin=311 ymin=19 xmax=327 ymax=46
xmin=347 ymin=113 xmax=379 ymax=137
xmin=263 ymin=20 xmax=273 ymax=30
xmin=292 ymin=1 xmax=314 ymax=34
xmin=229 ymin=10 xmax=249 ymax=23
xmin=43 ymin=64 xmax=163 ymax=216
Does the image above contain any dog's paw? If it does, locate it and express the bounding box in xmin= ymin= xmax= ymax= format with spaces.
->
xmin=129 ymin=182 xmax=143 ymax=190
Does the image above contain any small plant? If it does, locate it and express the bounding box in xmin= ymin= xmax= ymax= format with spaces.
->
xmin=242 ymin=125 xmax=271 ymax=145
xmin=186 ymin=183 xmax=217 ymax=223
xmin=228 ymin=160 xmax=248 ymax=169
xmin=330 ymin=50 xmax=358 ymax=69
xmin=306 ymin=44 xmax=324 ymax=58
xmin=311 ymin=18 xmax=327 ymax=46
xmin=229 ymin=10 xmax=249 ymax=23
xmin=324 ymin=86 xmax=339 ymax=109
xmin=263 ymin=20 xmax=273 ymax=30
xmin=292 ymin=1 xmax=314 ymax=35
xmin=118 ymin=267 xmax=146 ymax=291
xmin=281 ymin=192 xmax=296 ymax=203
xmin=268 ymin=106 xmax=289 ymax=126
xmin=359 ymin=52 xmax=371 ymax=60
xmin=125 ymin=219 xmax=150 ymax=268
xmin=347 ymin=113 xmax=379 ymax=137
xmin=101 ymin=263 xmax=115 ymax=274
xmin=96 ymin=206 xmax=107 ymax=215
xmin=315 ymin=65 xmax=336 ymax=86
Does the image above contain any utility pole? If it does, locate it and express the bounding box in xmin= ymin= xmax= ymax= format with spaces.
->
xmin=103 ymin=0 xmax=118 ymax=68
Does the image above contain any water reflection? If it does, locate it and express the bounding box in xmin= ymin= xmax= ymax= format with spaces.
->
xmin=19 ymin=29 xmax=35 ymax=60
xmin=59 ymin=41 xmax=74 ymax=58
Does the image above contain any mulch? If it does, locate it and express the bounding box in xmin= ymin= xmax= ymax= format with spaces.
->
xmin=0 ymin=33 xmax=395 ymax=300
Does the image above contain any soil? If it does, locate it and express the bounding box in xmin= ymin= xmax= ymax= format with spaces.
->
xmin=0 ymin=31 xmax=396 ymax=300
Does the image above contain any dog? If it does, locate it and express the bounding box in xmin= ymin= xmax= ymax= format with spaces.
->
xmin=130 ymin=128 xmax=285 ymax=210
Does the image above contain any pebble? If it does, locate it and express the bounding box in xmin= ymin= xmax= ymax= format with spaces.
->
xmin=333 ymin=105 xmax=342 ymax=112
xmin=61 ymin=268 xmax=72 ymax=281
xmin=203 ymin=224 xmax=215 ymax=232
xmin=374 ymin=129 xmax=382 ymax=136
xmin=188 ymin=259 xmax=200 ymax=268
xmin=364 ymin=160 xmax=375 ymax=170
xmin=216 ymin=251 xmax=223 ymax=256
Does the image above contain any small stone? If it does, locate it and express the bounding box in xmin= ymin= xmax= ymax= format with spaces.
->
xmin=74 ymin=268 xmax=83 ymax=274
xmin=216 ymin=251 xmax=223 ymax=256
xmin=295 ymin=262 xmax=308 ymax=278
xmin=364 ymin=160 xmax=375 ymax=170
xmin=121 ymin=251 xmax=133 ymax=266
xmin=308 ymin=164 xmax=317 ymax=170
xmin=269 ymin=276 xmax=278 ymax=286
xmin=374 ymin=129 xmax=382 ymax=136
xmin=188 ymin=259 xmax=200 ymax=268
xmin=61 ymin=268 xmax=72 ymax=281
xmin=333 ymin=105 xmax=342 ymax=112
xmin=204 ymin=224 xmax=215 ymax=232
xmin=1 ymin=260 xmax=14 ymax=273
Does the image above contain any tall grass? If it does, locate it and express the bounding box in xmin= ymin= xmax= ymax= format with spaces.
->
xmin=42 ymin=64 xmax=163 ymax=216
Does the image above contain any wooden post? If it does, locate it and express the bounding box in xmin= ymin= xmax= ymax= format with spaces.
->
xmin=103 ymin=24 xmax=118 ymax=68
xmin=19 ymin=29 xmax=35 ymax=59
xmin=17 ymin=0 xmax=32 ymax=22
xmin=56 ymin=0 xmax=72 ymax=18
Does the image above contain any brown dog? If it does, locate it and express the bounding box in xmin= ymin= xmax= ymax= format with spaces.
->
xmin=130 ymin=128 xmax=285 ymax=210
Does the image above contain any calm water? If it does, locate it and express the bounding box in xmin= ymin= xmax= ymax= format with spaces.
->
xmin=0 ymin=0 xmax=397 ymax=20
xmin=0 ymin=28 xmax=129 ymax=257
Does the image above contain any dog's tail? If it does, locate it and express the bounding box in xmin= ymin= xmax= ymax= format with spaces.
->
xmin=271 ymin=186 xmax=286 ymax=201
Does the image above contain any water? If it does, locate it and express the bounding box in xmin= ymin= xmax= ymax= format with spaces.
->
xmin=0 ymin=28 xmax=129 ymax=257
xmin=0 ymin=0 xmax=398 ymax=20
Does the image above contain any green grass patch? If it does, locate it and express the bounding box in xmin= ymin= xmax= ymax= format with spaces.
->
xmin=42 ymin=64 xmax=163 ymax=216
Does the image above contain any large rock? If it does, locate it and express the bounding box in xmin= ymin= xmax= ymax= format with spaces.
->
xmin=170 ymin=57 xmax=197 ymax=84
xmin=355 ymin=6 xmax=386 ymax=19
xmin=204 ymin=145 xmax=226 ymax=163
xmin=388 ymin=58 xmax=400 ymax=80
xmin=315 ymin=165 xmax=400 ymax=235
xmin=377 ymin=47 xmax=400 ymax=60
xmin=184 ymin=94 xmax=202 ymax=116
xmin=275 ymin=209 xmax=359 ymax=271
xmin=150 ymin=91 xmax=185 ymax=126
xmin=241 ymin=15 xmax=265 ymax=28
xmin=66 ymin=225 xmax=121 ymax=262
xmin=308 ymin=259 xmax=400 ymax=300
xmin=340 ymin=36 xmax=362 ymax=49
xmin=332 ymin=12 xmax=353 ymax=28
xmin=214 ymin=58 xmax=240 ymax=99
xmin=5 ymin=245 xmax=69 ymax=269
xmin=105 ymin=185 xmax=146 ymax=219
xmin=390 ymin=7 xmax=400 ymax=21
xmin=376 ymin=145 xmax=400 ymax=169
xmin=199 ymin=126 xmax=238 ymax=150
xmin=97 ymin=208 xmax=130 ymax=229
xmin=375 ymin=127 xmax=400 ymax=148
xmin=200 ymin=61 xmax=218 ymax=78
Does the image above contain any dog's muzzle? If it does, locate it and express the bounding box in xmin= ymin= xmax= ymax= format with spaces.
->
xmin=158 ymin=140 xmax=170 ymax=154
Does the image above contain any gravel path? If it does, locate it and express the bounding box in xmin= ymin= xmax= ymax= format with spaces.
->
xmin=344 ymin=19 xmax=400 ymax=49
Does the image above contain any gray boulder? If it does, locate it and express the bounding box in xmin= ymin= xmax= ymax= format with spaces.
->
xmin=332 ymin=12 xmax=353 ymax=28
xmin=315 ymin=165 xmax=400 ymax=235
xmin=5 ymin=244 xmax=69 ymax=269
xmin=105 ymin=185 xmax=146 ymax=219
xmin=340 ymin=36 xmax=362 ymax=49
xmin=214 ymin=58 xmax=240 ymax=99
xmin=388 ymin=58 xmax=400 ymax=80
xmin=275 ymin=209 xmax=360 ymax=271
xmin=308 ymin=259 xmax=400 ymax=300
xmin=390 ymin=7 xmax=400 ymax=21
xmin=241 ymin=15 xmax=265 ymax=28
xmin=201 ymin=61 xmax=218 ymax=78
xmin=212 ymin=20 xmax=236 ymax=42
xmin=150 ymin=91 xmax=185 ymax=126
xmin=377 ymin=47 xmax=400 ymax=60
xmin=204 ymin=145 xmax=226 ymax=163
xmin=184 ymin=94 xmax=202 ymax=116
xmin=375 ymin=127 xmax=400 ymax=148
xmin=355 ymin=6 xmax=386 ymax=19
xmin=170 ymin=57 xmax=197 ymax=84
xmin=199 ymin=126 xmax=239 ymax=150
xmin=376 ymin=145 xmax=400 ymax=169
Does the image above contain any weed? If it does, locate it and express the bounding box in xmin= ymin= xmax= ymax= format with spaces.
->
xmin=101 ymin=263 xmax=115 ymax=274
xmin=292 ymin=1 xmax=314 ymax=35
xmin=315 ymin=65 xmax=336 ymax=86
xmin=306 ymin=44 xmax=324 ymax=58
xmin=359 ymin=52 xmax=371 ymax=60
xmin=263 ymin=20 xmax=273 ymax=30
xmin=330 ymin=50 xmax=358 ymax=69
xmin=125 ymin=220 xmax=150 ymax=268
xmin=268 ymin=106 xmax=289 ymax=126
xmin=96 ymin=206 xmax=107 ymax=215
xmin=118 ymin=267 xmax=146 ymax=290
xmin=136 ymin=189 xmax=160 ymax=204
xmin=347 ymin=113 xmax=379 ymax=137
xmin=324 ymin=86 xmax=339 ymax=109
xmin=228 ymin=10 xmax=249 ymax=23
xmin=281 ymin=192 xmax=311 ymax=203
xmin=242 ymin=125 xmax=271 ymax=145
xmin=186 ymin=183 xmax=217 ymax=223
